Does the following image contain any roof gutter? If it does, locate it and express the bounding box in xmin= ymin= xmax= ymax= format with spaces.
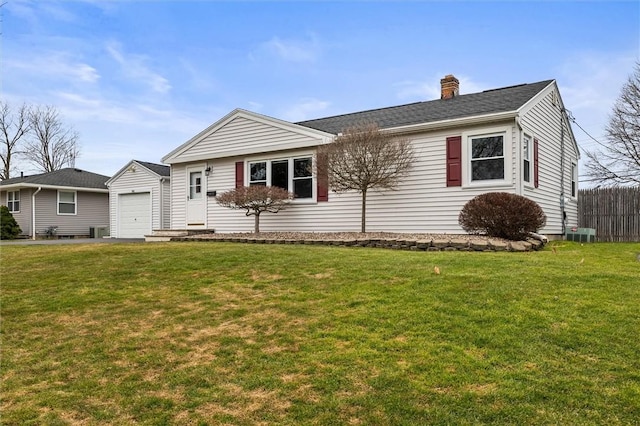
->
xmin=0 ymin=183 xmax=109 ymax=193
xmin=32 ymin=187 xmax=42 ymax=240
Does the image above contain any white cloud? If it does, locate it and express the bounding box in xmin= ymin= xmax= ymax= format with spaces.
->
xmin=281 ymin=98 xmax=331 ymax=122
xmin=260 ymin=34 xmax=321 ymax=63
xmin=74 ymin=63 xmax=101 ymax=83
xmin=556 ymin=50 xmax=637 ymax=147
xmin=247 ymin=101 xmax=264 ymax=112
xmin=394 ymin=73 xmax=488 ymax=102
xmin=6 ymin=52 xmax=100 ymax=84
xmin=39 ymin=91 xmax=215 ymax=176
xmin=179 ymin=59 xmax=217 ymax=92
xmin=105 ymin=40 xmax=172 ymax=94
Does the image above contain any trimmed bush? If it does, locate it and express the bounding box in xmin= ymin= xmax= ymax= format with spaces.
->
xmin=1 ymin=205 xmax=22 ymax=240
xmin=459 ymin=192 xmax=546 ymax=241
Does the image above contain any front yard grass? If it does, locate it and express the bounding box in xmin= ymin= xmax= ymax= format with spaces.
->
xmin=1 ymin=241 xmax=639 ymax=425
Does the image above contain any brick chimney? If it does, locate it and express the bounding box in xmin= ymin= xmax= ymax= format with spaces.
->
xmin=440 ymin=74 xmax=459 ymax=99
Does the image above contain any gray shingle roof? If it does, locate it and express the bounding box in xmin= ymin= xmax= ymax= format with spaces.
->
xmin=0 ymin=168 xmax=109 ymax=190
xmin=296 ymin=80 xmax=554 ymax=134
xmin=136 ymin=160 xmax=170 ymax=177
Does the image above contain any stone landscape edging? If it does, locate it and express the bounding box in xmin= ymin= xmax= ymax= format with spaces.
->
xmin=171 ymin=235 xmax=545 ymax=252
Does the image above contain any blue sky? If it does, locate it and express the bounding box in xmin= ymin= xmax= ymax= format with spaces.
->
xmin=1 ymin=0 xmax=639 ymax=181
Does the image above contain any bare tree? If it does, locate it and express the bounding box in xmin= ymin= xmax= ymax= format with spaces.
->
xmin=216 ymin=185 xmax=293 ymax=233
xmin=584 ymin=63 xmax=640 ymax=186
xmin=0 ymin=102 xmax=31 ymax=180
xmin=316 ymin=123 xmax=414 ymax=232
xmin=23 ymin=105 xmax=80 ymax=173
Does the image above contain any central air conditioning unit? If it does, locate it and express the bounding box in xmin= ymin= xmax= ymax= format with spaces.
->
xmin=565 ymin=227 xmax=596 ymax=243
xmin=90 ymin=226 xmax=110 ymax=238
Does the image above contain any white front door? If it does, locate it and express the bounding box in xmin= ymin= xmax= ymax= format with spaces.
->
xmin=186 ymin=167 xmax=205 ymax=227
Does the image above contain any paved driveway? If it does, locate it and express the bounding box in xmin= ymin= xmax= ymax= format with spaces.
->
xmin=0 ymin=238 xmax=145 ymax=246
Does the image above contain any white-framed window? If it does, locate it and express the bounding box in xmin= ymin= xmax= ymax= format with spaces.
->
xmin=470 ymin=133 xmax=505 ymax=182
xmin=58 ymin=190 xmax=76 ymax=215
xmin=249 ymin=161 xmax=267 ymax=186
xmin=523 ymin=134 xmax=531 ymax=184
xmin=248 ymin=156 xmax=313 ymax=199
xmin=292 ymin=157 xmax=313 ymax=198
xmin=7 ymin=190 xmax=20 ymax=213
xmin=189 ymin=171 xmax=203 ymax=199
xmin=571 ymin=162 xmax=577 ymax=198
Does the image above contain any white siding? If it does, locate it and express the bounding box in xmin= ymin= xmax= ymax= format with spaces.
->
xmin=520 ymin=88 xmax=580 ymax=235
xmin=170 ymin=163 xmax=188 ymax=229
xmin=168 ymin=94 xmax=575 ymax=237
xmin=161 ymin=179 xmax=171 ymax=229
xmin=173 ymin=116 xmax=326 ymax=162
xmin=108 ymin=165 xmax=169 ymax=237
xmin=177 ymin=124 xmax=521 ymax=234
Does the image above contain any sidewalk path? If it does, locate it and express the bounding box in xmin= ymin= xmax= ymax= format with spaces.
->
xmin=0 ymin=238 xmax=144 ymax=246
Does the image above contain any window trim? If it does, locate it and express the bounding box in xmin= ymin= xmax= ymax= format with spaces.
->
xmin=571 ymin=162 xmax=578 ymax=198
xmin=7 ymin=190 xmax=20 ymax=213
xmin=245 ymin=153 xmax=315 ymax=202
xmin=462 ymin=127 xmax=511 ymax=188
xmin=57 ymin=190 xmax=77 ymax=215
xmin=523 ymin=134 xmax=532 ymax=185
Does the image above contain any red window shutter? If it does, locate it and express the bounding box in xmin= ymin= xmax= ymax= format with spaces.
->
xmin=533 ymin=139 xmax=539 ymax=188
xmin=446 ymin=136 xmax=462 ymax=187
xmin=235 ymin=161 xmax=244 ymax=188
xmin=316 ymin=154 xmax=329 ymax=202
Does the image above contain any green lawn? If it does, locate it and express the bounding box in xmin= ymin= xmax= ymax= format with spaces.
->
xmin=1 ymin=241 xmax=639 ymax=425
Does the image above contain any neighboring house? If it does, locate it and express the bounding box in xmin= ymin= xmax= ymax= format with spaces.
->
xmin=0 ymin=168 xmax=110 ymax=239
xmin=162 ymin=75 xmax=580 ymax=237
xmin=106 ymin=160 xmax=170 ymax=238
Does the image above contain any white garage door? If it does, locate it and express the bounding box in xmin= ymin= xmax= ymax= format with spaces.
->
xmin=119 ymin=192 xmax=151 ymax=238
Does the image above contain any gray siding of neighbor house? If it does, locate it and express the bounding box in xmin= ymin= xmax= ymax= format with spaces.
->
xmin=1 ymin=188 xmax=33 ymax=236
xmin=33 ymin=189 xmax=109 ymax=237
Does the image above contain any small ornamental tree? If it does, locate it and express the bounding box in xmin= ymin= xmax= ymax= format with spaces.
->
xmin=316 ymin=122 xmax=414 ymax=232
xmin=1 ymin=205 xmax=22 ymax=240
xmin=458 ymin=192 xmax=546 ymax=241
xmin=216 ymin=185 xmax=293 ymax=233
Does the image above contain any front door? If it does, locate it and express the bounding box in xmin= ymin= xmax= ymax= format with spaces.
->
xmin=186 ymin=167 xmax=205 ymax=227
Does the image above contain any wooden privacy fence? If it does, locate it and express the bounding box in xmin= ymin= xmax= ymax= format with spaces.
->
xmin=578 ymin=187 xmax=640 ymax=242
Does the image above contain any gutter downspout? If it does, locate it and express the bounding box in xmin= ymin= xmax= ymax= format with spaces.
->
xmin=32 ymin=187 xmax=42 ymax=240
xmin=159 ymin=178 xmax=166 ymax=230
xmin=560 ymin=108 xmax=566 ymax=236
xmin=515 ymin=116 xmax=523 ymax=196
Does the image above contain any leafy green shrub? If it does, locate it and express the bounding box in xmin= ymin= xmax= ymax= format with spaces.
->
xmin=1 ymin=205 xmax=22 ymax=240
xmin=458 ymin=192 xmax=546 ymax=241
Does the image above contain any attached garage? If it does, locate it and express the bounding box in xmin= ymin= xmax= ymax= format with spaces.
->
xmin=118 ymin=192 xmax=151 ymax=238
xmin=106 ymin=160 xmax=170 ymax=238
